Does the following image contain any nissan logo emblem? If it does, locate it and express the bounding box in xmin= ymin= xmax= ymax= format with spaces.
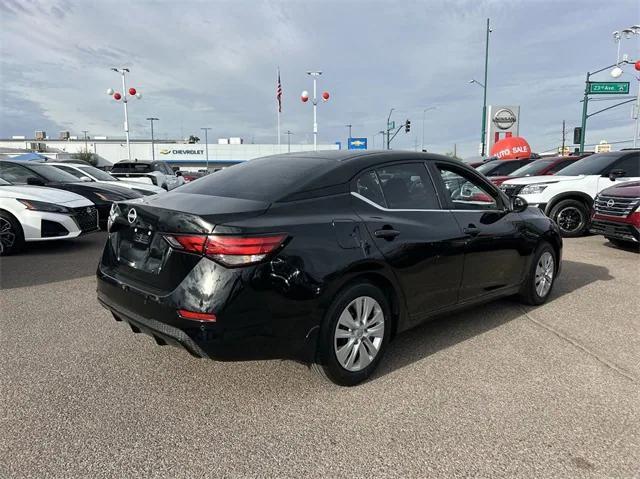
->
xmin=127 ymin=208 xmax=137 ymax=224
xmin=492 ymin=108 xmax=517 ymax=130
xmin=606 ymin=199 xmax=615 ymax=208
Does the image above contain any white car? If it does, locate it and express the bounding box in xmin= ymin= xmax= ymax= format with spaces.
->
xmin=46 ymin=162 xmax=165 ymax=196
xmin=0 ymin=177 xmax=98 ymax=255
xmin=500 ymin=150 xmax=640 ymax=236
xmin=109 ymin=160 xmax=185 ymax=190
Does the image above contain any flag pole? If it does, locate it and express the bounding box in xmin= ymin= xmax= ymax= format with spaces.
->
xmin=277 ymin=67 xmax=281 ymax=145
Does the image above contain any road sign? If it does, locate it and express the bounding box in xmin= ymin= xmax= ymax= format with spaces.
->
xmin=387 ymin=121 xmax=395 ymax=130
xmin=348 ymin=137 xmax=368 ymax=150
xmin=588 ymin=82 xmax=629 ymax=94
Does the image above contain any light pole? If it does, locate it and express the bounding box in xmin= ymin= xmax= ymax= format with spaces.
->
xmin=147 ymin=118 xmax=158 ymax=162
xmin=201 ymin=127 xmax=211 ymax=171
xmin=386 ymin=108 xmax=395 ymax=149
xmin=285 ymin=130 xmax=293 ymax=153
xmin=469 ymin=19 xmax=492 ymax=156
xmin=108 ymin=67 xmax=142 ymax=161
xmin=82 ymin=130 xmax=89 ymax=153
xmin=345 ymin=124 xmax=352 ymax=141
xmin=612 ymin=26 xmax=640 ymax=147
xmin=421 ymin=107 xmax=436 ymax=151
xmin=303 ymin=71 xmax=326 ymax=151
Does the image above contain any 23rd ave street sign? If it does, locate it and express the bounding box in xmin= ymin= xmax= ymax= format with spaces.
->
xmin=588 ymin=81 xmax=629 ymax=94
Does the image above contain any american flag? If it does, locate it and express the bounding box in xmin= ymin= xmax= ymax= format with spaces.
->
xmin=276 ymin=69 xmax=282 ymax=113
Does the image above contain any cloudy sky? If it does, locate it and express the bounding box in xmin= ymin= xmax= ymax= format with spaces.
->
xmin=0 ymin=0 xmax=638 ymax=157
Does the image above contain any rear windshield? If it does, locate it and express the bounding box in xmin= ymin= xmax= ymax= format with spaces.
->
xmin=178 ymin=156 xmax=335 ymax=201
xmin=556 ymin=152 xmax=620 ymax=176
xmin=509 ymin=159 xmax=556 ymax=177
xmin=111 ymin=162 xmax=152 ymax=173
xmin=25 ymin=163 xmax=82 ymax=183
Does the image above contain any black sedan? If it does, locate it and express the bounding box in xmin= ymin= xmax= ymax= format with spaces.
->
xmin=0 ymin=160 xmax=142 ymax=229
xmin=97 ymin=151 xmax=562 ymax=386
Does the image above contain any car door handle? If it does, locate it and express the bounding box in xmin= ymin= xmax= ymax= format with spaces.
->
xmin=463 ymin=224 xmax=480 ymax=236
xmin=374 ymin=228 xmax=401 ymax=240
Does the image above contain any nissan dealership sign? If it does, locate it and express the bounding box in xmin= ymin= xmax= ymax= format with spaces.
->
xmin=485 ymin=105 xmax=520 ymax=153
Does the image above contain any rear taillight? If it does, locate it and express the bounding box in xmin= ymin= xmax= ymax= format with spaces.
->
xmin=177 ymin=309 xmax=216 ymax=321
xmin=163 ymin=233 xmax=287 ymax=267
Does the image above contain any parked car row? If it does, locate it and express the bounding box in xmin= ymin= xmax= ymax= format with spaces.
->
xmin=472 ymin=150 xmax=639 ymax=246
xmin=0 ymin=160 xmax=171 ymax=255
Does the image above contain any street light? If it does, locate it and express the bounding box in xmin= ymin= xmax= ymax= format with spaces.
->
xmin=82 ymin=130 xmax=89 ymax=153
xmin=469 ymin=18 xmax=491 ymax=157
xmin=285 ymin=130 xmax=293 ymax=153
xmin=302 ymin=71 xmax=329 ymax=151
xmin=107 ymin=67 xmax=142 ymax=161
xmin=421 ymin=107 xmax=436 ymax=151
xmin=610 ymin=25 xmax=640 ymax=147
xmin=345 ymin=124 xmax=352 ymax=141
xmin=146 ymin=118 xmax=158 ymax=162
xmin=201 ymin=127 xmax=211 ymax=171
xmin=386 ymin=108 xmax=395 ymax=149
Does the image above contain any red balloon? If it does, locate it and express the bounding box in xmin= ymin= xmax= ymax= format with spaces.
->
xmin=301 ymin=95 xmax=308 ymax=103
xmin=129 ymin=87 xmax=137 ymax=95
xmin=322 ymin=91 xmax=330 ymax=100
xmin=113 ymin=92 xmax=122 ymax=100
xmin=635 ymin=60 xmax=640 ymax=71
xmin=490 ymin=136 xmax=531 ymax=160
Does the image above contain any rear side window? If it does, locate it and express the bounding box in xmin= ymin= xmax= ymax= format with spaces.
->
xmin=178 ymin=156 xmax=335 ymax=201
xmin=355 ymin=171 xmax=386 ymax=206
xmin=0 ymin=162 xmax=35 ymax=183
xmin=112 ymin=163 xmax=152 ymax=173
xmin=376 ymin=163 xmax=440 ymax=209
xmin=610 ymin=154 xmax=640 ymax=177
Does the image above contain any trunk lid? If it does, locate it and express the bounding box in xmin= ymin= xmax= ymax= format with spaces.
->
xmin=104 ymin=193 xmax=270 ymax=292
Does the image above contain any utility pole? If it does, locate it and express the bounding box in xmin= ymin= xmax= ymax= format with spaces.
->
xmin=480 ymin=18 xmax=491 ymax=157
xmin=285 ymin=130 xmax=293 ymax=153
xmin=421 ymin=106 xmax=436 ymax=151
xmin=386 ymin=108 xmax=395 ymax=149
xmin=147 ymin=117 xmax=158 ymax=162
xmin=201 ymin=127 xmax=211 ymax=171
xmin=82 ymin=130 xmax=89 ymax=152
xmin=561 ymin=120 xmax=566 ymax=154
xmin=346 ymin=124 xmax=352 ymax=142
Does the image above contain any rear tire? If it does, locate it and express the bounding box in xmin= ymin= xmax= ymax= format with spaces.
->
xmin=518 ymin=242 xmax=557 ymax=305
xmin=549 ymin=199 xmax=589 ymax=237
xmin=0 ymin=211 xmax=25 ymax=256
xmin=313 ymin=282 xmax=391 ymax=386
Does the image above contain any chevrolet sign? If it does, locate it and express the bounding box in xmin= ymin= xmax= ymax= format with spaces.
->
xmin=160 ymin=149 xmax=204 ymax=155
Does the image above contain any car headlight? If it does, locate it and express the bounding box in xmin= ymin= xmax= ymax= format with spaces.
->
xmin=17 ymin=199 xmax=72 ymax=214
xmin=519 ymin=184 xmax=549 ymax=195
xmin=107 ymin=203 xmax=121 ymax=231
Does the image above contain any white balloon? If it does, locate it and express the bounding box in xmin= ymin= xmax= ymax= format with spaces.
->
xmin=610 ymin=66 xmax=623 ymax=78
xmin=135 ymin=92 xmax=142 ymax=99
xmin=106 ymin=88 xmax=114 ymax=95
xmin=301 ymin=90 xmax=309 ymax=98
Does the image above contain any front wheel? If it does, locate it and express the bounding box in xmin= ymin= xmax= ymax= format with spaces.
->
xmin=312 ymin=282 xmax=390 ymax=386
xmin=0 ymin=212 xmax=25 ymax=256
xmin=549 ymin=199 xmax=589 ymax=237
xmin=518 ymin=242 xmax=557 ymax=305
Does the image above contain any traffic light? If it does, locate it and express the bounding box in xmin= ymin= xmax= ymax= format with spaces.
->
xmin=573 ymin=127 xmax=582 ymax=145
xmin=405 ymin=119 xmax=411 ymax=133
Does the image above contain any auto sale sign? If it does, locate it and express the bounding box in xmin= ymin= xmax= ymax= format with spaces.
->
xmin=490 ymin=136 xmax=531 ymax=160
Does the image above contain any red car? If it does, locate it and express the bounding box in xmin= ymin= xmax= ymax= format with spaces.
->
xmin=475 ymin=158 xmax=535 ymax=182
xmin=590 ymin=180 xmax=640 ymax=249
xmin=489 ymin=156 xmax=582 ymax=187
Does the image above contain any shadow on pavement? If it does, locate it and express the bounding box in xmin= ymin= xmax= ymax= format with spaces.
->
xmin=0 ymin=232 xmax=107 ymax=290
xmin=375 ymin=259 xmax=614 ymax=380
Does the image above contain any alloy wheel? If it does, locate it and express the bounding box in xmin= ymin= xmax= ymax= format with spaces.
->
xmin=0 ymin=217 xmax=16 ymax=253
xmin=556 ymin=206 xmax=584 ymax=234
xmin=535 ymin=251 xmax=554 ymax=298
xmin=333 ymin=296 xmax=385 ymax=372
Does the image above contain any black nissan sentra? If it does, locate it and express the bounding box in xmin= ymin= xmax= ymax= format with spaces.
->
xmin=97 ymin=151 xmax=562 ymax=386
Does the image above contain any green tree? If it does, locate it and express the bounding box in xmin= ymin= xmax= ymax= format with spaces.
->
xmin=187 ymin=135 xmax=200 ymax=144
xmin=72 ymin=150 xmax=98 ymax=166
xmin=444 ymin=151 xmax=463 ymax=161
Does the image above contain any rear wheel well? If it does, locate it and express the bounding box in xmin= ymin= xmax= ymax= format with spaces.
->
xmin=341 ymin=273 xmax=401 ymax=340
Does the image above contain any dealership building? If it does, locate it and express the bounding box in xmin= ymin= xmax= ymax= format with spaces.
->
xmin=0 ymin=136 xmax=339 ymax=170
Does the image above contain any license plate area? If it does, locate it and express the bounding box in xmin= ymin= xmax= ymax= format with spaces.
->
xmin=133 ymin=227 xmax=152 ymax=246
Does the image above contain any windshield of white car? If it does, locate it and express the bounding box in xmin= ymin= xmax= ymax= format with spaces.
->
xmin=77 ymin=165 xmax=117 ymax=181
xmin=555 ymin=153 xmax=619 ymax=176
xmin=509 ymin=159 xmax=555 ymax=177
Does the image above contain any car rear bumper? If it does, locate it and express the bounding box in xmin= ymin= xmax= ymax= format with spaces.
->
xmin=590 ymin=218 xmax=639 ymax=243
xmin=96 ymin=263 xmax=320 ymax=362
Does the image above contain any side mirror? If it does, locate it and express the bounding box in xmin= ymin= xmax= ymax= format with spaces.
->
xmin=608 ymin=169 xmax=625 ymax=181
xmin=175 ymin=171 xmax=182 ymax=177
xmin=26 ymin=177 xmax=45 ymax=186
xmin=511 ymin=195 xmax=528 ymax=213
xmin=80 ymin=176 xmax=92 ymax=182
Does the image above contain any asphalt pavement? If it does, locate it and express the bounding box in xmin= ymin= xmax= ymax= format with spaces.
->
xmin=1 ymin=233 xmax=639 ymax=478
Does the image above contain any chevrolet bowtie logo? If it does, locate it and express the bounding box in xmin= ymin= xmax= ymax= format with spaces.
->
xmin=159 ymin=149 xmax=172 ymax=154
xmin=350 ymin=140 xmax=365 ymax=146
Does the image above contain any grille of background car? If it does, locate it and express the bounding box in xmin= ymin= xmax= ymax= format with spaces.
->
xmin=594 ymin=195 xmax=639 ymax=217
xmin=73 ymin=206 xmax=99 ymax=232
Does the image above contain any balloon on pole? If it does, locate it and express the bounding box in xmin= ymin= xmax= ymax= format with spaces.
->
xmin=113 ymin=92 xmax=122 ymax=100
xmin=301 ymin=90 xmax=309 ymax=102
xmin=322 ymin=91 xmax=330 ymax=102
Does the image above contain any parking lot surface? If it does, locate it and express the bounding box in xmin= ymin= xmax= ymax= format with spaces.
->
xmin=1 ymin=233 xmax=639 ymax=478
